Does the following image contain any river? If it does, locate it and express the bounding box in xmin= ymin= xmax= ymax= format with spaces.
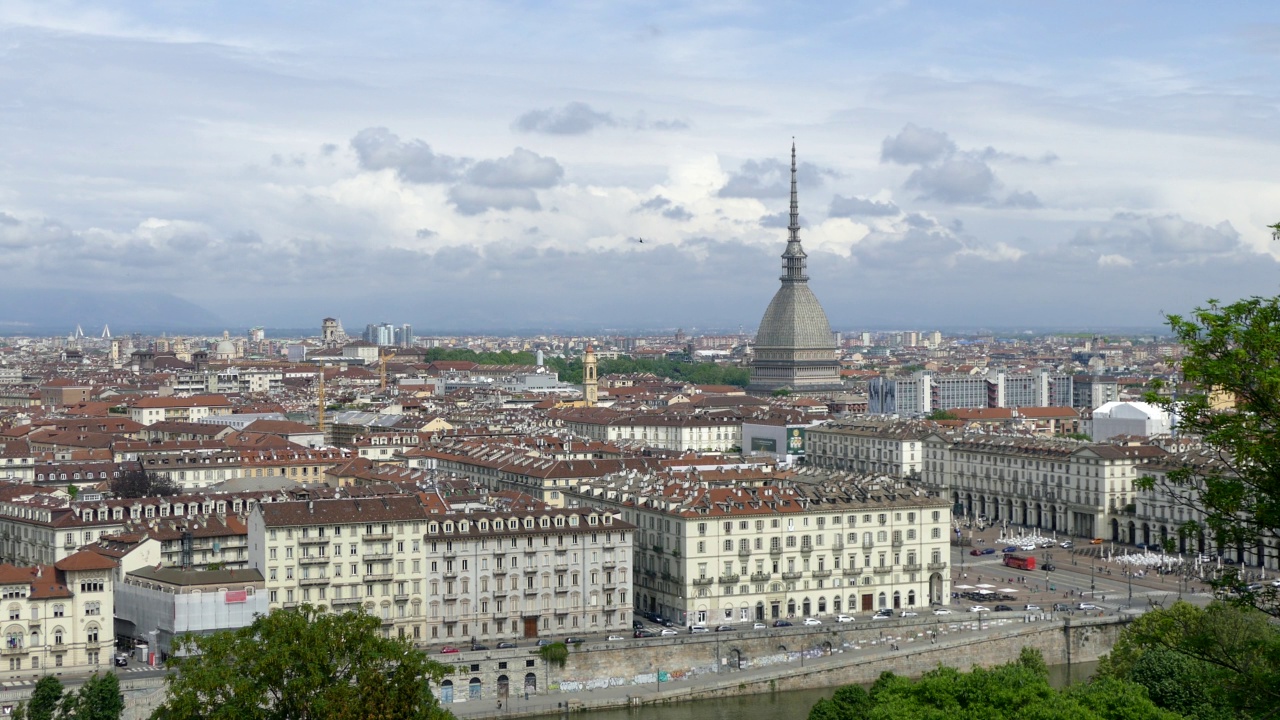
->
xmin=567 ymin=662 xmax=1098 ymax=720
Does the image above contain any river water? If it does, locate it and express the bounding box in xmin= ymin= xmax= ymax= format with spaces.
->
xmin=571 ymin=662 xmax=1099 ymax=720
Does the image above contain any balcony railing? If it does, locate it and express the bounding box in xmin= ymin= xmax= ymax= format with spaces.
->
xmin=300 ymin=576 xmax=329 ymax=586
xmin=393 ymin=593 xmax=410 ymax=602
xmin=800 ymin=543 xmax=814 ymax=553
xmin=781 ymin=571 xmax=802 ymax=581
xmin=738 ymin=548 xmax=752 ymax=558
xmin=872 ymin=566 xmax=893 ymax=575
xmin=717 ymin=574 xmax=740 ymax=585
xmin=299 ymin=556 xmax=329 ymax=565
xmin=363 ymin=573 xmax=393 ymax=583
xmin=902 ymin=563 xmax=922 ymax=573
xmin=332 ymin=596 xmax=363 ymax=606
xmin=769 ymin=546 xmax=782 ymax=556
xmin=811 ymin=569 xmax=832 ymax=579
xmin=363 ymin=553 xmax=392 ymax=562
xmin=363 ymin=533 xmax=393 ymax=542
xmin=842 ymin=567 xmax=863 ymax=576
xmin=862 ymin=540 xmax=875 ymax=549
xmin=927 ymin=562 xmax=948 ymax=571
xmin=299 ymin=536 xmax=330 ymax=545
xmin=750 ymin=572 xmax=772 ymax=582
xmin=692 ymin=577 xmax=714 ymax=586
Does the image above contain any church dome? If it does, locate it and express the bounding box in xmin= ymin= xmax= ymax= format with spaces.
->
xmin=756 ymin=282 xmax=835 ymax=349
xmin=214 ymin=340 xmax=236 ymax=358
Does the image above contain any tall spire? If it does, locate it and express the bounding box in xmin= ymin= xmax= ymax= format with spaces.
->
xmin=781 ymin=139 xmax=808 ymax=283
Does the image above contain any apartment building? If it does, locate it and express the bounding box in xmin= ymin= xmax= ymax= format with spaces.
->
xmin=247 ymin=493 xmax=635 ymax=645
xmin=549 ymin=408 xmax=742 ymax=452
xmin=920 ymin=432 xmax=1166 ymax=540
xmin=570 ymin=469 xmax=951 ymax=626
xmin=129 ymin=395 xmax=234 ymax=426
xmin=0 ymin=550 xmax=118 ymax=679
xmin=804 ymin=419 xmax=929 ymax=477
xmin=869 ymin=369 xmax=1074 ymax=416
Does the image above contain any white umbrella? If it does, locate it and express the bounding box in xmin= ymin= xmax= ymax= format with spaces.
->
xmin=954 ymin=584 xmax=976 ymax=590
xmin=975 ymin=589 xmax=994 ymax=595
xmin=998 ymin=588 xmax=1018 ymax=593
xmin=976 ymin=584 xmax=995 ymax=589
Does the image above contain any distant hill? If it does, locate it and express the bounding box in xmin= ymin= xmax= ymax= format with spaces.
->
xmin=0 ymin=288 xmax=224 ymax=335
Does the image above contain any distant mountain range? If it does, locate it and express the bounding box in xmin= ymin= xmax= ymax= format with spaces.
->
xmin=0 ymin=288 xmax=224 ymax=335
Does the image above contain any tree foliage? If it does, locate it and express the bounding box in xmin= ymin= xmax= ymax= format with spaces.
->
xmin=12 ymin=675 xmax=64 ymax=720
xmin=61 ymin=673 xmax=124 ymax=720
xmin=808 ymin=648 xmax=1180 ymax=720
xmin=1144 ymin=295 xmax=1280 ymax=609
xmin=1097 ymin=600 xmax=1280 ymax=719
xmin=151 ymin=606 xmax=454 ymax=720
xmin=925 ymin=409 xmax=957 ymax=420
xmin=538 ymin=641 xmax=568 ymax=668
xmin=110 ymin=467 xmax=180 ymax=498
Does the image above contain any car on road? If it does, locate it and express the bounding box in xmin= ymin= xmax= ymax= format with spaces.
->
xmin=439 ymin=646 xmax=460 ymax=654
xmin=1053 ymin=603 xmax=1070 ymax=612
xmin=114 ymin=653 xmax=128 ymax=667
xmin=1077 ymin=603 xmax=1098 ymax=610
xmin=607 ymin=635 xmax=624 ymax=641
xmin=994 ymin=605 xmax=1013 ymax=612
xmin=471 ymin=643 xmax=489 ymax=651
xmin=1002 ymin=546 xmax=1019 ymax=554
xmin=871 ymin=612 xmax=891 ymax=621
xmin=753 ymin=622 xmax=767 ymax=630
xmin=1043 ymin=563 xmax=1056 ymax=571
xmin=933 ymin=608 xmax=952 ymax=615
xmin=536 ymin=639 xmax=553 ymax=646
xmin=497 ymin=641 xmax=517 ymax=649
xmin=1020 ymin=545 xmax=1037 ymax=552
xmin=565 ymin=637 xmax=585 ymax=645
xmin=773 ymin=620 xmax=793 ymax=628
xmin=1060 ymin=541 xmax=1074 ymax=548
xmin=1024 ymin=604 xmax=1042 ymax=612
xmin=690 ymin=625 xmax=709 ymax=633
xmin=634 ymin=630 xmax=656 ymax=638
xmin=900 ymin=611 xmax=918 ymax=617
xmin=969 ymin=548 xmax=984 ymax=556
xmin=660 ymin=628 xmax=679 ymax=636
xmin=715 ymin=625 xmax=734 ymax=632
xmin=969 ymin=606 xmax=990 ymax=613
xmin=633 ymin=620 xmax=645 ymax=630
xmin=1090 ymin=538 xmax=1104 ymax=545
xmin=803 ymin=617 xmax=822 ymax=626
xmin=981 ymin=548 xmax=997 ymax=555
xmin=835 ymin=614 xmax=854 ymax=623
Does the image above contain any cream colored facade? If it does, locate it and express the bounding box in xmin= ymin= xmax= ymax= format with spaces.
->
xmin=805 ymin=419 xmax=928 ymax=477
xmin=0 ymin=551 xmax=117 ymax=680
xmin=571 ymin=471 xmax=951 ymax=626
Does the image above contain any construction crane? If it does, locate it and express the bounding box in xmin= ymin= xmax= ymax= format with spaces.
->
xmin=317 ymin=364 xmax=327 ymax=437
xmin=379 ymin=348 xmax=396 ymax=391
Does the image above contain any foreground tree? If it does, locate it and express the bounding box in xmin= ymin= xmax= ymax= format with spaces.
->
xmin=61 ymin=673 xmax=124 ymax=720
xmin=11 ymin=675 xmax=64 ymax=720
xmin=151 ymin=606 xmax=453 ymax=720
xmin=1144 ymin=294 xmax=1280 ymax=610
xmin=809 ymin=647 xmax=1179 ymax=720
xmin=1097 ymin=600 xmax=1280 ymax=719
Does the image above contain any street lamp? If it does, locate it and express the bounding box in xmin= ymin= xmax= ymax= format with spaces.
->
xmin=1091 ymin=563 xmax=1097 ymax=599
xmin=1126 ymin=567 xmax=1133 ymax=609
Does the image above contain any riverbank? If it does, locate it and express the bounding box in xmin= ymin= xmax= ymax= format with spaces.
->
xmin=446 ymin=614 xmax=1126 ymax=720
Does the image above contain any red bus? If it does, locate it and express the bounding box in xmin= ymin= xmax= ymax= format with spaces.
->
xmin=1003 ymin=554 xmax=1036 ymax=571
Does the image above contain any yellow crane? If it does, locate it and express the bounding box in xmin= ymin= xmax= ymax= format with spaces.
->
xmin=379 ymin=348 xmax=395 ymax=391
xmin=317 ymin=364 xmax=327 ymax=436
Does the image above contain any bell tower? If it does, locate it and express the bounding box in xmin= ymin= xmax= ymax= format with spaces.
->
xmin=583 ymin=345 xmax=599 ymax=407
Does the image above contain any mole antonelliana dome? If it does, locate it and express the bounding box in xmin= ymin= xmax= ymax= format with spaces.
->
xmin=747 ymin=144 xmax=842 ymax=394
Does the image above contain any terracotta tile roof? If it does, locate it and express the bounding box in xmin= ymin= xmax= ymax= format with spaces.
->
xmin=54 ymin=549 xmax=119 ymax=572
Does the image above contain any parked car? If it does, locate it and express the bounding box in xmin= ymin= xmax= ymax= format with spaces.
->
xmin=900 ymin=611 xmax=918 ymax=617
xmin=113 ymin=653 xmax=128 ymax=667
xmin=634 ymin=630 xmax=656 ymax=638
xmin=439 ymin=646 xmax=460 ymax=654
xmin=633 ymin=620 xmax=645 ymax=630
xmin=1090 ymin=538 xmax=1104 ymax=545
xmin=690 ymin=625 xmax=709 ymax=633
xmin=565 ymin=637 xmax=585 ymax=645
xmin=660 ymin=628 xmax=679 ymax=636
xmin=715 ymin=625 xmax=734 ymax=632
xmin=1053 ymin=603 xmax=1070 ymax=612
xmin=969 ymin=606 xmax=990 ymax=613
xmin=753 ymin=622 xmax=767 ymax=630
xmin=470 ymin=643 xmax=489 ymax=651
xmin=497 ymin=641 xmax=517 ymax=649
xmin=994 ymin=605 xmax=1013 ymax=612
xmin=969 ymin=548 xmax=984 ymax=556
xmin=1002 ymin=546 xmax=1019 ymax=554
xmin=871 ymin=612 xmax=891 ymax=621
xmin=835 ymin=614 xmax=854 ymax=623
xmin=1024 ymin=604 xmax=1042 ymax=612
xmin=802 ymin=617 xmax=822 ymax=626
xmin=536 ymin=639 xmax=553 ymax=646
xmin=1078 ymin=603 xmax=1098 ymax=610
xmin=1060 ymin=541 xmax=1074 ymax=548
xmin=981 ymin=548 xmax=997 ymax=555
xmin=772 ymin=620 xmax=793 ymax=628
xmin=932 ymin=608 xmax=953 ymax=615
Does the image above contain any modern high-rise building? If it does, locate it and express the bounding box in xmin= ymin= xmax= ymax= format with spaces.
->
xmin=748 ymin=144 xmax=842 ymax=395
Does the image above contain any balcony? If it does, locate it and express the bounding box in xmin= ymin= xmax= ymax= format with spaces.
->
xmin=902 ymin=563 xmax=922 ymax=573
xmin=811 ymin=569 xmax=831 ymax=579
xmin=523 ymin=587 xmax=539 ymax=596
xmin=842 ymin=567 xmax=863 ymax=577
xmin=750 ymin=572 xmax=772 ymax=582
xmin=363 ymin=573 xmax=393 ymax=583
xmin=800 ymin=543 xmax=813 ymax=554
xmin=393 ymin=593 xmax=410 ymax=602
xmin=554 ymin=586 xmax=569 ymax=594
xmin=299 ymin=536 xmax=330 ymax=546
xmin=299 ymin=555 xmax=330 ymax=565
xmin=651 ymin=545 xmax=664 ymax=555
xmin=692 ymin=577 xmax=714 ymax=586
xmin=363 ymin=533 xmax=393 ymax=543
xmin=332 ymin=596 xmax=363 ymax=607
xmin=862 ymin=540 xmax=875 ymax=549
xmin=363 ymin=553 xmax=392 ymax=562
xmin=443 ymin=570 xmax=459 ymax=580
xmin=300 ymin=577 xmax=329 ymax=586
xmin=1 ymin=644 xmax=26 ymax=655
xmin=602 ymin=561 xmax=617 ymax=570
xmin=832 ymin=542 xmax=845 ymax=552
xmin=738 ymin=548 xmax=751 ymax=558
xmin=442 ymin=550 xmax=458 ymax=560
xmin=443 ymin=593 xmax=458 ymax=603
xmin=554 ymin=546 xmax=567 ymax=555
xmin=522 ymin=566 xmax=537 ymax=575
xmin=769 ymin=546 xmax=783 ymax=556
xmin=781 ymin=571 xmax=802 ymax=581
xmin=872 ymin=566 xmax=893 ymax=575
xmin=717 ymin=574 xmax=740 ymax=585
xmin=523 ymin=548 xmax=538 ymax=556
xmin=927 ymin=562 xmax=948 ymax=571
xmin=891 ymin=538 xmax=903 ymax=547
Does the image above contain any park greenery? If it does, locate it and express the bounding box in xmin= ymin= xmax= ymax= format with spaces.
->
xmin=149 ymin=606 xmax=453 ymax=720
xmin=415 ymin=347 xmax=750 ymax=387
xmin=807 ymin=647 xmax=1180 ymax=720
xmin=12 ymin=674 xmax=124 ymax=720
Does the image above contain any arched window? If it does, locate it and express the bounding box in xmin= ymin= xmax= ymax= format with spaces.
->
xmin=86 ymin=625 xmax=99 ymax=643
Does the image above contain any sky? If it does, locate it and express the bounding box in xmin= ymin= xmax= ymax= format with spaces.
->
xmin=1 ymin=1 xmax=1279 ymax=333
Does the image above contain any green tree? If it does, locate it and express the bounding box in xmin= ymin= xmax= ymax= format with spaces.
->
xmin=151 ymin=606 xmax=453 ymax=720
xmin=61 ymin=673 xmax=123 ymax=720
xmin=925 ymin=409 xmax=957 ymax=420
xmin=24 ymin=675 xmax=63 ymax=720
xmin=1143 ymin=294 xmax=1280 ymax=607
xmin=1097 ymin=600 xmax=1280 ymax=719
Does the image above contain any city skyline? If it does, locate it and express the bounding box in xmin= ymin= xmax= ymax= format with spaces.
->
xmin=1 ymin=2 xmax=1278 ymax=330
